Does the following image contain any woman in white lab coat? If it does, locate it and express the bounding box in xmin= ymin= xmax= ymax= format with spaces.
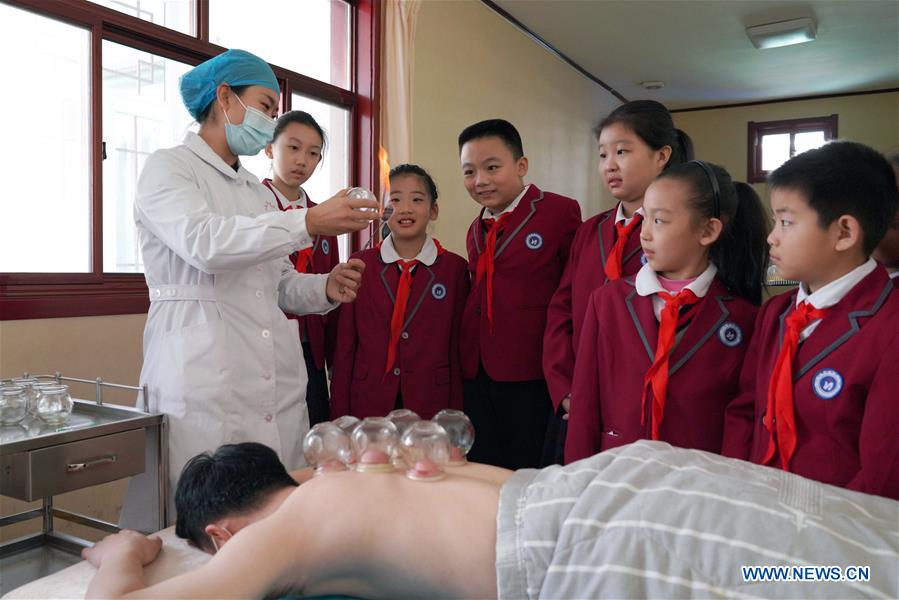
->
xmin=121 ymin=49 xmax=378 ymax=526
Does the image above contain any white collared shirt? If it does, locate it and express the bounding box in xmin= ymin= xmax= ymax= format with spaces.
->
xmin=614 ymin=202 xmax=645 ymax=226
xmin=380 ymin=233 xmax=438 ymax=267
xmin=635 ymin=262 xmax=719 ymax=321
xmin=484 ymin=184 xmax=530 ymax=219
xmin=268 ymin=182 xmax=308 ymax=211
xmin=795 ymin=258 xmax=878 ymax=340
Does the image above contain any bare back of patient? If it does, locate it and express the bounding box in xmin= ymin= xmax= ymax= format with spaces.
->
xmin=127 ymin=463 xmax=511 ymax=599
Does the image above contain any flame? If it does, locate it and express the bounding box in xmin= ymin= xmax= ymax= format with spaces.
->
xmin=378 ymin=146 xmax=391 ymax=204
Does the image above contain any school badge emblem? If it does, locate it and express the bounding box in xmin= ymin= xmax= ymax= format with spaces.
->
xmin=525 ymin=232 xmax=544 ymax=250
xmin=813 ymin=369 xmax=843 ymax=400
xmin=717 ymin=322 xmax=743 ymax=347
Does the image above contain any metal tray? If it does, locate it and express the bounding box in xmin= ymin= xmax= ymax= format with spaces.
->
xmin=1 ymin=400 xmax=163 ymax=455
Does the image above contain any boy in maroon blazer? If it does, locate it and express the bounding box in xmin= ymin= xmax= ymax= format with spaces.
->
xmin=331 ymin=164 xmax=468 ymax=419
xmin=722 ymin=141 xmax=899 ymax=501
xmin=458 ymin=119 xmax=582 ymax=469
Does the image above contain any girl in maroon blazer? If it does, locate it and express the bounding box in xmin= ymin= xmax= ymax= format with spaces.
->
xmin=261 ymin=111 xmax=341 ymax=425
xmin=544 ymin=101 xmax=694 ymax=426
xmin=565 ymin=161 xmax=768 ymax=463
xmin=331 ymin=164 xmax=469 ymax=419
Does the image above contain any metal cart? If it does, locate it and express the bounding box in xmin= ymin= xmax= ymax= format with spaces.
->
xmin=0 ymin=374 xmax=166 ymax=595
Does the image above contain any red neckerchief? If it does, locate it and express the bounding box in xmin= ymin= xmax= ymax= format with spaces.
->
xmin=604 ymin=213 xmax=643 ymax=280
xmin=383 ymin=238 xmax=447 ymax=376
xmin=762 ymin=301 xmax=829 ymax=470
xmin=475 ymin=213 xmax=511 ymax=331
xmin=640 ymin=288 xmax=701 ymax=440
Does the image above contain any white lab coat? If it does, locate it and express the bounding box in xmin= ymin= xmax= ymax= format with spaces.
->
xmin=121 ymin=132 xmax=335 ymax=526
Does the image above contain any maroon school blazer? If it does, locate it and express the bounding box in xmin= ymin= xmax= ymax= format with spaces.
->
xmin=461 ymin=185 xmax=581 ymax=382
xmin=565 ymin=276 xmax=758 ymax=463
xmin=544 ymin=206 xmax=645 ymax=408
xmin=330 ymin=246 xmax=469 ymax=419
xmin=722 ymin=266 xmax=899 ymax=501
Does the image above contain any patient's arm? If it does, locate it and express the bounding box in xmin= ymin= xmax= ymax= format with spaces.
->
xmin=84 ymin=510 xmax=305 ymax=599
xmin=83 ymin=531 xmax=161 ymax=598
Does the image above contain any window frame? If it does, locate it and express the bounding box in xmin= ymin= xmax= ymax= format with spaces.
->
xmin=747 ymin=114 xmax=837 ymax=183
xmin=0 ymin=0 xmax=380 ymax=320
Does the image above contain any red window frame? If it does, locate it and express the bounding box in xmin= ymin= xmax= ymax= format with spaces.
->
xmin=747 ymin=114 xmax=837 ymax=183
xmin=0 ymin=0 xmax=380 ymax=320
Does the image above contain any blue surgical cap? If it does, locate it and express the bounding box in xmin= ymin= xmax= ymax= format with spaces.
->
xmin=180 ymin=49 xmax=280 ymax=120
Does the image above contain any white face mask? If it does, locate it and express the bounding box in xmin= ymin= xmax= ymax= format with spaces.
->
xmin=209 ymin=525 xmax=232 ymax=554
xmin=222 ymin=94 xmax=276 ymax=156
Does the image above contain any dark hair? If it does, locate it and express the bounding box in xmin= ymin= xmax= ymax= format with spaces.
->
xmin=595 ymin=100 xmax=694 ymax=168
xmin=174 ymin=442 xmax=298 ymax=552
xmin=272 ymin=110 xmax=328 ymax=155
xmin=389 ymin=163 xmax=439 ymax=203
xmin=659 ymin=161 xmax=769 ymax=305
xmin=768 ymin=141 xmax=899 ymax=256
xmin=458 ymin=119 xmax=524 ymax=160
xmin=196 ymin=85 xmax=250 ymax=124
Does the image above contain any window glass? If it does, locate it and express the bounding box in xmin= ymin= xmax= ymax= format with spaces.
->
xmin=209 ymin=0 xmax=350 ymax=89
xmin=102 ymin=41 xmax=193 ymax=273
xmin=88 ymin=0 xmax=196 ymax=36
xmin=760 ymin=133 xmax=791 ymax=172
xmin=794 ymin=130 xmax=827 ymax=156
xmin=0 ymin=4 xmax=91 ymax=273
xmin=289 ymin=93 xmax=350 ymax=204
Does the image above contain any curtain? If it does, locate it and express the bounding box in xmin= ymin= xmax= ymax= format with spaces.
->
xmin=380 ymin=0 xmax=421 ymax=169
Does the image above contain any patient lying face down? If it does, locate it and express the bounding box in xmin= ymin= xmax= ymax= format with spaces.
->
xmin=86 ymin=442 xmax=506 ymax=599
xmin=84 ymin=441 xmax=899 ymax=599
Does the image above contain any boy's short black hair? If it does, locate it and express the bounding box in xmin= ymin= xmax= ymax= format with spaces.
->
xmin=768 ymin=141 xmax=899 ymax=255
xmin=458 ymin=119 xmax=524 ymax=160
xmin=174 ymin=442 xmax=298 ymax=552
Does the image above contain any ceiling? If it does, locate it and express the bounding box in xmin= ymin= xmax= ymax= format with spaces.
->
xmin=490 ymin=0 xmax=899 ymax=109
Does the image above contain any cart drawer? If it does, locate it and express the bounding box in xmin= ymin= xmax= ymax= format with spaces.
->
xmin=0 ymin=429 xmax=145 ymax=501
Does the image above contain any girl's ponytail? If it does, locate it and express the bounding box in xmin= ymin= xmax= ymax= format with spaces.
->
xmin=673 ymin=128 xmax=695 ymax=164
xmin=713 ymin=182 xmax=769 ymax=305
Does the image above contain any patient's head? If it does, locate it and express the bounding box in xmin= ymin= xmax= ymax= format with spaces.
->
xmin=175 ymin=442 xmax=298 ymax=553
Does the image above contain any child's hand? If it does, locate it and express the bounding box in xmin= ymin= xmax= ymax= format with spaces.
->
xmin=326 ymin=259 xmax=366 ymax=302
xmin=562 ymin=394 xmax=571 ymax=420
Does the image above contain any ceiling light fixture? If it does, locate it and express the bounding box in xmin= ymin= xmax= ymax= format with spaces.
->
xmin=746 ymin=17 xmax=817 ymax=49
xmin=640 ymin=80 xmax=665 ymax=90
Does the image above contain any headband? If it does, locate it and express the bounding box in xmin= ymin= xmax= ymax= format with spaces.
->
xmin=690 ymin=160 xmax=721 ymax=218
